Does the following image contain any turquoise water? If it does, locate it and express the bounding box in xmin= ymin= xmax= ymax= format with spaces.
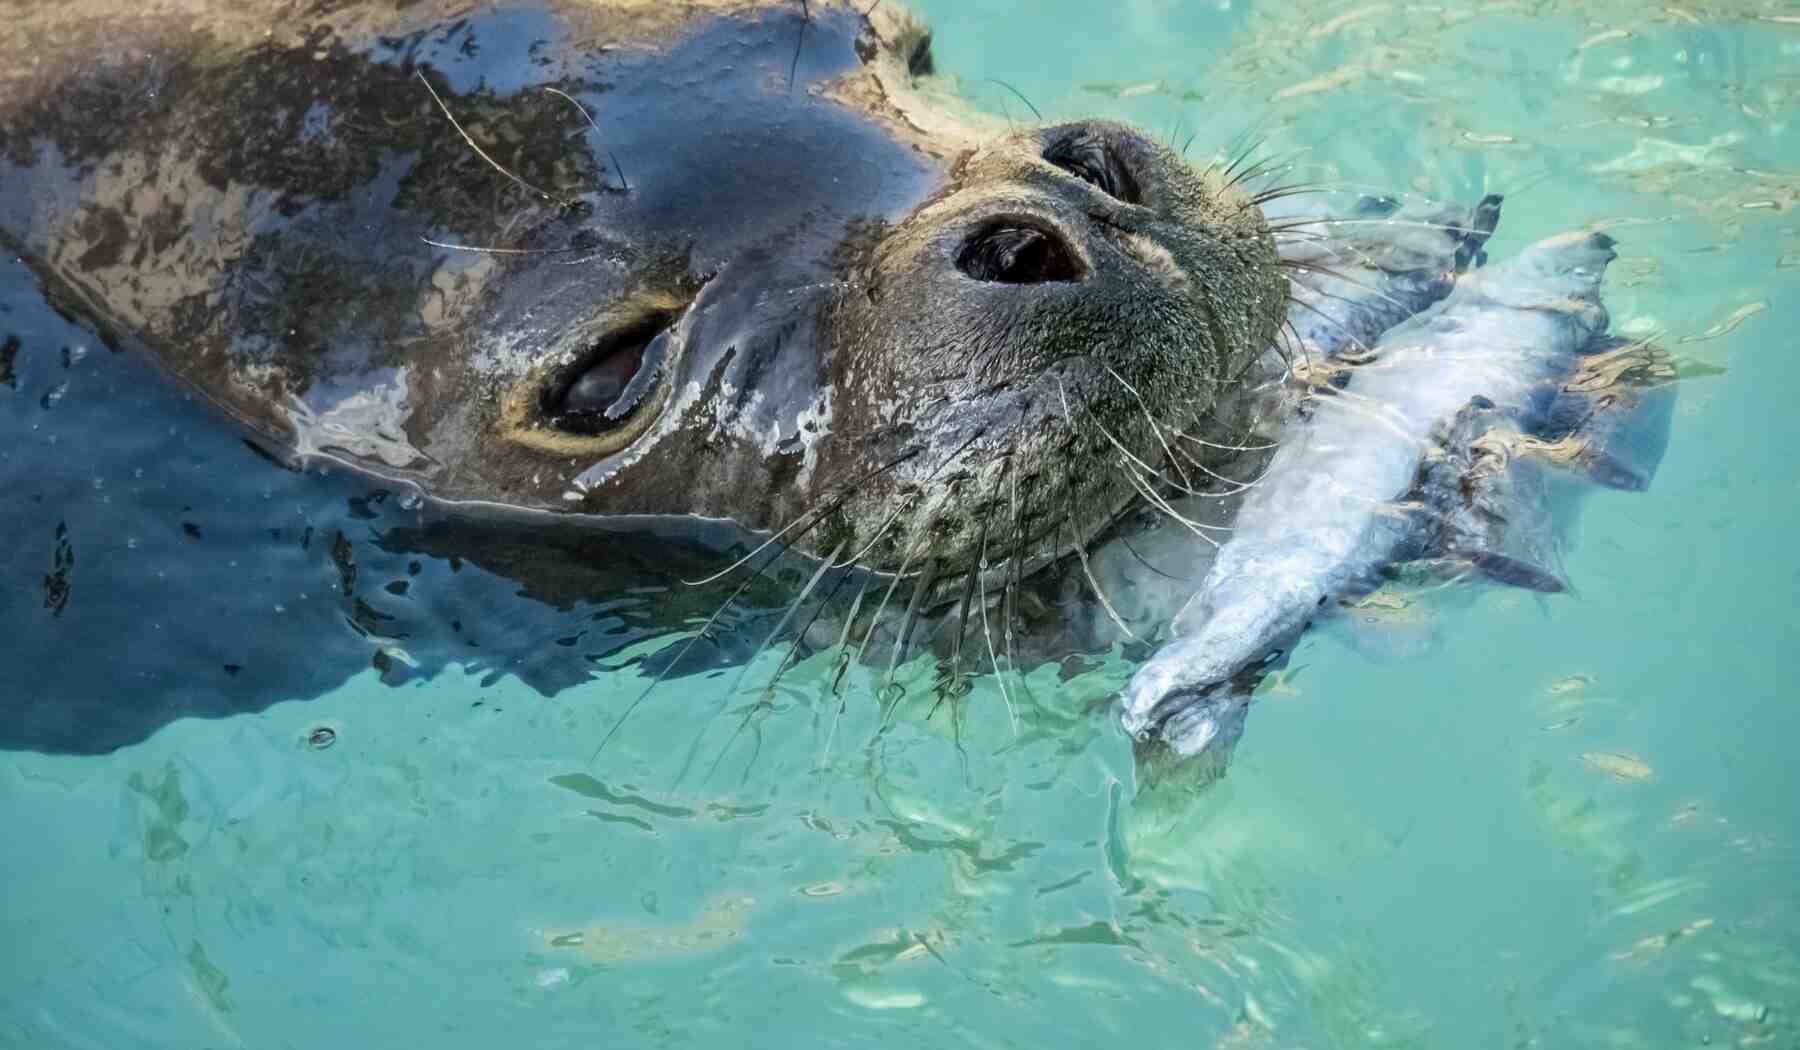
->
xmin=4 ymin=2 xmax=1799 ymax=1046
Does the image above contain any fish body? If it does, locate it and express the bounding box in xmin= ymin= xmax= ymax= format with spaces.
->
xmin=1121 ymin=230 xmax=1634 ymax=760
xmin=1277 ymin=193 xmax=1505 ymax=361
xmin=1201 ymin=193 xmax=1505 ymax=448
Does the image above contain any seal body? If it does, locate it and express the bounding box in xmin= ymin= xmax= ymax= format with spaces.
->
xmin=0 ymin=0 xmax=1296 ymax=753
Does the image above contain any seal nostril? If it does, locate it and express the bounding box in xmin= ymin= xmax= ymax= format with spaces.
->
xmin=956 ymin=221 xmax=1083 ymax=284
xmin=1043 ymin=130 xmax=1141 ymax=205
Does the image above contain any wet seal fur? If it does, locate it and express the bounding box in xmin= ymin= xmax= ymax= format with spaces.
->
xmin=0 ymin=0 xmax=1288 ymax=598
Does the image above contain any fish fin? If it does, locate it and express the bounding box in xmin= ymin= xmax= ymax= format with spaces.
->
xmin=1525 ymin=338 xmax=1676 ymax=491
xmin=1400 ymin=397 xmax=1567 ymax=592
xmin=1461 ymin=551 xmax=1567 ymax=593
xmin=1453 ymin=193 xmax=1504 ymax=271
xmin=1405 ymin=552 xmax=1566 ymax=594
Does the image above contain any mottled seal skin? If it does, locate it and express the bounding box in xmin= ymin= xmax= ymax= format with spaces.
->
xmin=0 ymin=0 xmax=1288 ymax=587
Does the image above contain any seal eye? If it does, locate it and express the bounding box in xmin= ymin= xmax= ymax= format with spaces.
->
xmin=957 ymin=221 xmax=1084 ymax=284
xmin=1043 ymin=132 xmax=1140 ymax=205
xmin=542 ymin=311 xmax=675 ymax=435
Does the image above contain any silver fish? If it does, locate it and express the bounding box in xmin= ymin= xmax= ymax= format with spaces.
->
xmin=1276 ymin=192 xmax=1504 ymax=361
xmin=1121 ymin=230 xmax=1642 ymax=764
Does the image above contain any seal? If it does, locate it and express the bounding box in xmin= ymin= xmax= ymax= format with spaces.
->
xmin=0 ymin=0 xmax=1290 ymax=597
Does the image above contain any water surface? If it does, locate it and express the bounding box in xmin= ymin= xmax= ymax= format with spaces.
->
xmin=3 ymin=2 xmax=1797 ymax=1046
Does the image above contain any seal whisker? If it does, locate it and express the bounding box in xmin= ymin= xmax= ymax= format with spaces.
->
xmin=418 ymin=237 xmax=584 ymax=255
xmin=1060 ymin=493 xmax=1143 ymax=640
xmin=1171 ymin=426 xmax=1278 ymax=454
xmin=860 ymin=470 xmax=988 ymax=729
xmin=607 ymin=442 xmax=925 ymax=763
xmin=1186 ymin=437 xmax=1279 ymax=496
xmin=1276 ymin=313 xmax=1312 ymax=372
xmin=757 ymin=550 xmax=858 ymax=701
xmin=879 ymin=558 xmax=938 ymax=728
xmin=1101 ymin=362 xmax=1196 ymax=491
xmin=1250 ymin=182 xmax=1338 ymax=206
xmin=589 ymin=536 xmax=791 ymax=762
xmin=939 ymin=512 xmax=985 ymax=712
xmin=552 ymin=251 xmax=620 ymax=267
xmin=1059 ymin=371 xmax=1254 ymax=502
xmin=1047 ymin=377 xmax=1202 ymax=626
xmin=786 ymin=0 xmax=809 ymax=93
xmin=1003 ymin=447 xmax=1029 ymax=710
xmin=543 ymin=86 xmax=629 ymax=193
xmin=1275 ymin=233 xmax=1404 ymax=287
xmin=1149 ymin=406 xmax=1274 ymax=491
xmin=683 ymin=537 xmax=847 ymax=787
xmin=976 ymin=464 xmax=1019 ymax=736
xmin=1300 ymin=383 xmax=1426 ymax=445
xmin=1270 ymin=227 xmax=1337 ymax=245
xmin=1116 ymin=531 xmax=1192 ymax=582
xmin=1087 ymin=376 xmax=1266 ymax=497
xmin=415 ymin=70 xmax=573 ymax=208
xmin=986 ymin=79 xmax=1044 ymax=122
xmin=850 ymin=419 xmax=999 ymax=695
xmin=1282 ymin=261 xmax=1422 ymax=320
xmin=856 ymin=505 xmax=933 ymax=675
xmin=1247 ymin=176 xmax=1468 ymax=211
xmin=1116 ymin=457 xmax=1226 ymax=547
xmin=1210 ymin=129 xmax=1271 ymax=184
xmin=1283 ymin=292 xmax=1376 ymax=359
xmin=1226 ymin=147 xmax=1312 ymax=192
xmin=837 ymin=494 xmax=919 ymax=569
xmin=682 ymin=446 xmax=921 ymax=586
xmin=594 ymin=445 xmax=927 ymax=761
xmin=1269 ymin=217 xmax=1492 ymax=237
xmin=1277 ymin=244 xmax=1397 ymax=282
xmin=817 ymin=573 xmax=873 ymax=767
xmin=715 ymin=547 xmax=864 ymax=784
xmin=1038 ymin=350 xmax=1230 ymax=387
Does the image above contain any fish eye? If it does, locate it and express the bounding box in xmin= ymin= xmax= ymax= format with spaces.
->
xmin=541 ymin=311 xmax=676 ymax=435
xmin=1043 ymin=131 xmax=1140 ymax=205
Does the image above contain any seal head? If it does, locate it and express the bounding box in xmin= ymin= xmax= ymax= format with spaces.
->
xmin=0 ymin=0 xmax=1287 ymax=584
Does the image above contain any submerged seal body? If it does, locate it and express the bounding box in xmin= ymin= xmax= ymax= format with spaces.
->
xmin=0 ymin=0 xmax=1288 ymax=588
